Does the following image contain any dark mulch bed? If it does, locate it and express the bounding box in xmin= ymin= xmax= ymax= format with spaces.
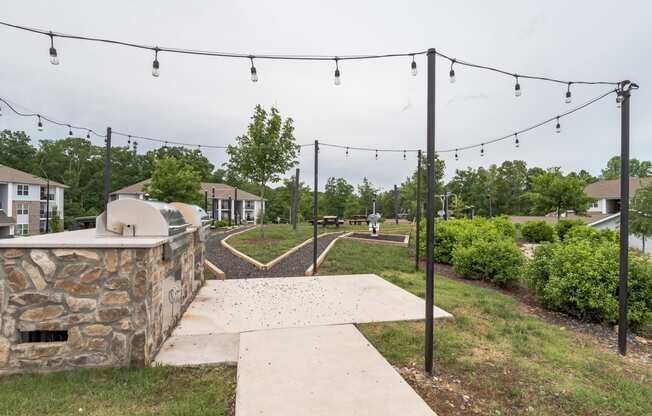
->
xmin=205 ymin=228 xmax=344 ymax=279
xmin=348 ymin=232 xmax=407 ymax=243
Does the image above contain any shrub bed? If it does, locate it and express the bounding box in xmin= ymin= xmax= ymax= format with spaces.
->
xmin=527 ymin=237 xmax=652 ymax=334
xmin=419 ymin=216 xmax=523 ymax=285
xmin=521 ymin=220 xmax=555 ymax=243
xmin=554 ymin=219 xmax=585 ymax=241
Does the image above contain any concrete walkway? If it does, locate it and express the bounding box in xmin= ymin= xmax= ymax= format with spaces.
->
xmin=155 ymin=274 xmax=451 ymax=415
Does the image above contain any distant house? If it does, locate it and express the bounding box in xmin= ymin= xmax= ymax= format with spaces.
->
xmin=0 ymin=164 xmax=66 ymax=237
xmin=110 ymin=179 xmax=264 ymax=224
xmin=584 ymin=177 xmax=652 ymax=255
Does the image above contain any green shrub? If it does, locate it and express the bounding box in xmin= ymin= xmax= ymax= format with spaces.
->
xmin=554 ymin=219 xmax=585 ymax=241
xmin=564 ymin=225 xmax=618 ymax=244
xmin=521 ymin=220 xmax=555 ymax=243
xmin=490 ymin=215 xmax=517 ymax=239
xmin=527 ymin=238 xmax=652 ymax=332
xmin=213 ymin=219 xmax=228 ymax=228
xmin=452 ymin=238 xmax=525 ymax=286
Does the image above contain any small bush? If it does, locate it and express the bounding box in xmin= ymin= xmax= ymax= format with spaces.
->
xmin=554 ymin=219 xmax=585 ymax=241
xmin=564 ymin=225 xmax=618 ymax=244
xmin=213 ymin=219 xmax=228 ymax=228
xmin=490 ymin=215 xmax=517 ymax=239
xmin=521 ymin=220 xmax=555 ymax=243
xmin=452 ymin=238 xmax=525 ymax=286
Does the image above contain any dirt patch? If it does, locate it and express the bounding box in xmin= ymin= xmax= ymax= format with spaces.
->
xmin=348 ymin=232 xmax=407 ymax=243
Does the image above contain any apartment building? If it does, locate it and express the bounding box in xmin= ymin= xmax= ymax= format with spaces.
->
xmin=0 ymin=164 xmax=66 ymax=237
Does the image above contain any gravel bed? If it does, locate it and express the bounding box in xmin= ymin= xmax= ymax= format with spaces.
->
xmin=347 ymin=232 xmax=407 ymax=242
xmin=205 ymin=228 xmax=345 ymax=279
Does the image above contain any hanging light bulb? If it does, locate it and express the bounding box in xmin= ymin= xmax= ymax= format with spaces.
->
xmin=555 ymin=117 xmax=561 ymax=133
xmin=133 ymin=140 xmax=138 ymax=153
xmin=68 ymin=125 xmax=73 ymax=137
xmin=455 ymin=149 xmax=459 ymax=161
xmin=37 ymin=115 xmax=43 ymax=131
xmin=127 ymin=135 xmax=131 ymax=145
xmin=616 ymin=91 xmax=624 ymax=108
xmin=250 ymin=56 xmax=258 ymax=82
xmin=375 ymin=149 xmax=378 ymax=160
xmin=410 ymin=55 xmax=417 ymax=76
xmin=449 ymin=59 xmax=456 ymax=83
xmin=152 ymin=48 xmax=160 ymax=77
xmin=86 ymin=130 xmax=90 ymax=139
xmin=346 ymin=147 xmax=349 ymax=158
xmin=48 ymin=33 xmax=59 ymax=65
xmin=515 ymin=133 xmax=520 ymax=148
xmin=334 ymin=58 xmax=341 ymax=86
xmin=480 ymin=144 xmax=485 ymax=157
xmin=514 ymin=75 xmax=521 ymax=97
xmin=565 ymin=82 xmax=572 ymax=104
xmin=403 ymin=150 xmax=407 ymax=160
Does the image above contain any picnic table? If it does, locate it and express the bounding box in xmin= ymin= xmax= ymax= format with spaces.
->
xmin=313 ymin=216 xmax=344 ymax=227
xmin=348 ymin=215 xmax=369 ymax=225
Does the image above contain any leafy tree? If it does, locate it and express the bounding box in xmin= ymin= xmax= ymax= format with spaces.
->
xmin=323 ymin=177 xmax=355 ymax=218
xmin=145 ymin=146 xmax=215 ymax=180
xmin=526 ymin=168 xmax=593 ymax=218
xmin=601 ymin=156 xmax=652 ymax=179
xmin=144 ymin=157 xmax=203 ymax=204
xmin=631 ymin=183 xmax=652 ymax=253
xmin=225 ymin=105 xmax=298 ymax=236
xmin=356 ymin=177 xmax=379 ymax=215
xmin=0 ymin=130 xmax=37 ymax=172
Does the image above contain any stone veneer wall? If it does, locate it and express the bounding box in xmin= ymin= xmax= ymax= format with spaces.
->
xmin=0 ymin=229 xmax=205 ymax=374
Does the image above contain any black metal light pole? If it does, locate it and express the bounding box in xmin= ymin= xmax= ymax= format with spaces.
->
xmin=292 ymin=168 xmax=300 ymax=230
xmin=212 ymin=188 xmax=216 ymax=219
xmin=443 ymin=192 xmax=449 ymax=220
xmin=228 ymin=196 xmax=233 ymax=226
xmin=45 ymin=178 xmax=50 ymax=233
xmin=415 ymin=150 xmax=422 ymax=271
xmin=103 ymin=127 xmax=112 ymax=230
xmin=425 ymin=48 xmax=436 ymax=375
xmin=394 ymin=184 xmax=399 ymax=224
xmin=204 ymin=191 xmax=208 ymax=212
xmin=618 ymin=81 xmax=634 ymax=355
xmin=234 ymin=188 xmax=239 ymax=225
xmin=313 ymin=140 xmax=319 ymax=275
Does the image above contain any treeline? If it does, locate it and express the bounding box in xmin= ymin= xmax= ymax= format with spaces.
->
xmin=0 ymin=130 xmax=224 ymax=228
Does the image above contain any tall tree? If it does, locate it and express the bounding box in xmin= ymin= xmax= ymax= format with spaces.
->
xmin=145 ymin=146 xmax=215 ymax=180
xmin=356 ymin=177 xmax=379 ymax=215
xmin=322 ymin=177 xmax=355 ymax=218
xmin=225 ymin=105 xmax=298 ymax=236
xmin=630 ymin=183 xmax=652 ymax=253
xmin=526 ymin=168 xmax=593 ymax=218
xmin=144 ymin=157 xmax=203 ymax=205
xmin=0 ymin=130 xmax=37 ymax=172
xmin=601 ymin=156 xmax=652 ymax=179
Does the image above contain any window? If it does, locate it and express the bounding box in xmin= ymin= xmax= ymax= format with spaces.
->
xmin=221 ymin=199 xmax=231 ymax=209
xmin=16 ymin=203 xmax=28 ymax=216
xmin=16 ymin=224 xmax=29 ymax=236
xmin=17 ymin=184 xmax=29 ymax=196
xmin=40 ymin=186 xmax=55 ymax=201
xmin=592 ymin=202 xmax=599 ymax=208
xmin=245 ymin=200 xmax=255 ymax=210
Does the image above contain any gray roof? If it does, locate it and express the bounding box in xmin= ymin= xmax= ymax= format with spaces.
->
xmin=584 ymin=177 xmax=652 ymax=199
xmin=0 ymin=164 xmax=67 ymax=188
xmin=112 ymin=179 xmax=263 ymax=201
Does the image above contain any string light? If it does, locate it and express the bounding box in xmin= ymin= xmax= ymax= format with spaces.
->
xmin=480 ymin=144 xmax=485 ymax=157
xmin=346 ymin=146 xmax=349 ymax=158
xmin=555 ymin=116 xmax=561 ymax=133
xmin=449 ymin=59 xmax=456 ymax=83
xmin=127 ymin=135 xmax=131 ymax=145
xmin=514 ymin=75 xmax=521 ymax=97
xmin=565 ymin=82 xmax=572 ymax=104
xmin=455 ymin=149 xmax=459 ymax=161
xmin=410 ymin=55 xmax=417 ymax=76
xmin=152 ymin=47 xmax=160 ymax=77
xmin=86 ymin=130 xmax=90 ymax=139
xmin=334 ymin=58 xmax=341 ymax=86
xmin=375 ymin=149 xmax=378 ymax=160
xmin=48 ymin=32 xmax=59 ymax=65
xmin=37 ymin=115 xmax=43 ymax=131
xmin=67 ymin=125 xmax=73 ymax=137
xmin=250 ymin=56 xmax=258 ymax=83
xmin=403 ymin=150 xmax=407 ymax=160
xmin=514 ymin=133 xmax=519 ymax=148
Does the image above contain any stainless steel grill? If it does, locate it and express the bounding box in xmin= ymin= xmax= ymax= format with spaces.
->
xmin=97 ymin=199 xmax=189 ymax=237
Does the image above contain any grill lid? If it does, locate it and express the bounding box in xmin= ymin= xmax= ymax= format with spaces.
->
xmin=97 ymin=199 xmax=189 ymax=237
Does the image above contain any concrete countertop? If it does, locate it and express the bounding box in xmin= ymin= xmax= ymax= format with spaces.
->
xmin=0 ymin=228 xmax=183 ymax=249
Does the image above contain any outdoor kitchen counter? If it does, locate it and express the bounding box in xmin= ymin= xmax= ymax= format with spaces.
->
xmin=0 ymin=228 xmax=198 ymax=249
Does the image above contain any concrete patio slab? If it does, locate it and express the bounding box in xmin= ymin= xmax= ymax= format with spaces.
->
xmin=172 ymin=274 xmax=452 ymax=336
xmin=236 ymin=324 xmax=436 ymax=416
xmin=154 ymin=333 xmax=239 ymax=366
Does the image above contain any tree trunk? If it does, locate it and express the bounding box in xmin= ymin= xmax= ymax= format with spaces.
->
xmin=259 ymin=183 xmax=265 ymax=239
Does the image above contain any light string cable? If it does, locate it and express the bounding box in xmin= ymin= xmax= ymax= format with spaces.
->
xmin=0 ymin=21 xmax=621 ymax=89
xmin=307 ymin=88 xmax=617 ymax=156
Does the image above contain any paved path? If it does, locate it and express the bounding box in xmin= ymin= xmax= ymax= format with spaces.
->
xmin=205 ymin=228 xmax=343 ymax=278
xmin=236 ymin=325 xmax=436 ymax=416
xmin=155 ymin=274 xmax=450 ymax=415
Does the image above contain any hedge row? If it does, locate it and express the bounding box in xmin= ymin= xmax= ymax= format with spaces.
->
xmin=527 ymin=225 xmax=652 ymax=334
xmin=419 ymin=216 xmax=523 ymax=286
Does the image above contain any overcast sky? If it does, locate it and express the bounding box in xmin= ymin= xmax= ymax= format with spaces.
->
xmin=1 ymin=1 xmax=650 ymax=191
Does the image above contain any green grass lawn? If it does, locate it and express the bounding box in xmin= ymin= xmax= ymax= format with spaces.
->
xmin=227 ymin=222 xmax=414 ymax=264
xmin=0 ymin=365 xmax=236 ymax=416
xmin=320 ymin=239 xmax=652 ymax=416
